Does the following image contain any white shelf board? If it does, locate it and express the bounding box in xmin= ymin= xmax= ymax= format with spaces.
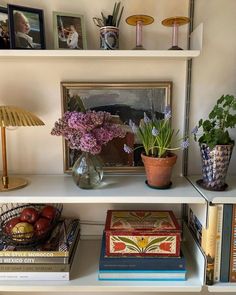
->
xmin=0 ymin=50 xmax=200 ymax=60
xmin=208 ymin=282 xmax=236 ymax=292
xmin=0 ymin=175 xmax=205 ymax=204
xmin=0 ymin=238 xmax=202 ymax=293
xmin=187 ymin=175 xmax=236 ymax=204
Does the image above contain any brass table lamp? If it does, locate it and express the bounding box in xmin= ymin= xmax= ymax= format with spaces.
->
xmin=0 ymin=106 xmax=44 ymax=191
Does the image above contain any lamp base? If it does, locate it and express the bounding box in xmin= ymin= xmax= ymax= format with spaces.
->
xmin=0 ymin=177 xmax=28 ymax=191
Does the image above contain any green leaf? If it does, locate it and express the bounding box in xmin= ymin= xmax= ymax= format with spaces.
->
xmin=127 ymin=245 xmax=140 ymax=252
xmin=112 ymin=236 xmax=120 ymax=241
xmin=145 ymin=246 xmax=158 ymax=252
xmin=198 ymin=119 xmax=203 ymax=126
xmin=118 ymin=236 xmax=139 ymax=249
xmin=202 ymin=120 xmax=213 ymax=132
xmin=146 ymin=237 xmax=167 ymax=249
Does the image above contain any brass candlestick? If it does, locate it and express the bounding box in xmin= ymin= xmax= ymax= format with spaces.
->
xmin=126 ymin=15 xmax=154 ymax=50
xmin=0 ymin=106 xmax=44 ymax=191
xmin=162 ymin=16 xmax=190 ymax=50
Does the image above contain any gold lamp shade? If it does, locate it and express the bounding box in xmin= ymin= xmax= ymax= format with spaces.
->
xmin=0 ymin=106 xmax=44 ymax=127
xmin=0 ymin=106 xmax=45 ymax=192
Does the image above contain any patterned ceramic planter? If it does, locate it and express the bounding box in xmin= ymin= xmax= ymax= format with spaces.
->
xmin=199 ymin=144 xmax=234 ymax=191
xmin=100 ymin=26 xmax=119 ymax=50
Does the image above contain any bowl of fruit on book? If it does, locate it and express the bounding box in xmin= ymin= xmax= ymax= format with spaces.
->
xmin=0 ymin=203 xmax=63 ymax=246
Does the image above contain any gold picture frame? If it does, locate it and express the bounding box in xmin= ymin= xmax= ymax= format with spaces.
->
xmin=61 ymin=81 xmax=172 ymax=173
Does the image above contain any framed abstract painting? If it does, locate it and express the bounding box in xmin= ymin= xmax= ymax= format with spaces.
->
xmin=61 ymin=82 xmax=172 ymax=173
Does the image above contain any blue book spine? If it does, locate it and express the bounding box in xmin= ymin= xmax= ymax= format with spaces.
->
xmin=220 ymin=204 xmax=233 ymax=282
xmin=99 ymin=235 xmax=185 ymax=271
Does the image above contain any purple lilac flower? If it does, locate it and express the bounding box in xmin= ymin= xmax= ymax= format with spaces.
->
xmin=181 ymin=139 xmax=190 ymax=150
xmin=80 ymin=133 xmax=97 ymax=149
xmin=191 ymin=126 xmax=198 ymax=135
xmin=89 ymin=145 xmax=102 ymax=155
xmin=107 ymin=124 xmax=126 ymax=138
xmin=90 ymin=111 xmax=109 ymax=126
xmin=51 ymin=110 xmax=126 ymax=155
xmin=152 ymin=127 xmax=159 ymax=137
xmin=124 ymin=144 xmax=133 ymax=154
xmin=93 ymin=127 xmax=113 ymax=145
xmin=69 ymin=112 xmax=95 ymax=132
xmin=144 ymin=112 xmax=151 ymax=124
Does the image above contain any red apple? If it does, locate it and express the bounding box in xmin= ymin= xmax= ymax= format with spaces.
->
xmin=4 ymin=217 xmax=21 ymax=234
xmin=40 ymin=205 xmax=56 ymax=221
xmin=20 ymin=207 xmax=39 ymax=224
xmin=34 ymin=217 xmax=50 ymax=235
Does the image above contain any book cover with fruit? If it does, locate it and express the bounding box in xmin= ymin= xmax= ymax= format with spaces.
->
xmin=105 ymin=210 xmax=181 ymax=257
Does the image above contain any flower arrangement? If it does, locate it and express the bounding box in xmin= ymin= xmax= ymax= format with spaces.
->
xmin=192 ymin=94 xmax=236 ymax=149
xmin=51 ymin=110 xmax=126 ymax=155
xmin=124 ymin=106 xmax=189 ymax=158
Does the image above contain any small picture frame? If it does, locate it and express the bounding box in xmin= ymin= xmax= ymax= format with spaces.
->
xmin=8 ymin=4 xmax=45 ymax=49
xmin=0 ymin=7 xmax=10 ymax=49
xmin=53 ymin=12 xmax=87 ymax=49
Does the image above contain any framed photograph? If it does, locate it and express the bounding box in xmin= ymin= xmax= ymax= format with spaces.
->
xmin=62 ymin=82 xmax=172 ymax=173
xmin=0 ymin=7 xmax=10 ymax=49
xmin=53 ymin=12 xmax=87 ymax=49
xmin=8 ymin=4 xmax=45 ymax=49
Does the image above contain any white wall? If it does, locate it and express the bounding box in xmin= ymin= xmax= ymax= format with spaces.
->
xmin=189 ymin=0 xmax=236 ymax=175
xmin=0 ymin=0 xmax=189 ymax=175
xmin=0 ymin=1 xmax=235 ymax=295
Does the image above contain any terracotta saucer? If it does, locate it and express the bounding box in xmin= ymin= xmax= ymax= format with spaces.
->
xmin=145 ymin=180 xmax=172 ymax=190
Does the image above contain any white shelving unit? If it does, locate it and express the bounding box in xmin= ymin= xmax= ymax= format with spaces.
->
xmin=0 ymin=225 xmax=205 ymax=293
xmin=188 ymin=175 xmax=236 ymax=292
xmin=0 ymin=50 xmax=200 ymax=60
xmin=0 ymin=3 xmax=205 ymax=293
xmin=187 ymin=175 xmax=236 ymax=204
xmin=0 ymin=175 xmax=205 ymax=204
xmin=0 ymin=175 xmax=206 ymax=293
xmin=208 ymin=283 xmax=236 ymax=293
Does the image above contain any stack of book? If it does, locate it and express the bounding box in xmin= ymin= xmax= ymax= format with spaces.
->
xmin=0 ymin=218 xmax=80 ymax=281
xmin=99 ymin=210 xmax=186 ymax=281
xmin=187 ymin=204 xmax=236 ymax=285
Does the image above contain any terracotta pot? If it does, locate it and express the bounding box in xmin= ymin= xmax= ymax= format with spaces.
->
xmin=141 ymin=153 xmax=177 ymax=188
xmin=199 ymin=143 xmax=234 ymax=191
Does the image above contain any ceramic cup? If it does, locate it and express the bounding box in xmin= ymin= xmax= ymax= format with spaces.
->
xmin=100 ymin=26 xmax=119 ymax=50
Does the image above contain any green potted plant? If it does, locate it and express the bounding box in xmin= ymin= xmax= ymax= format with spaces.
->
xmin=124 ymin=107 xmax=189 ymax=189
xmin=193 ymin=94 xmax=236 ymax=191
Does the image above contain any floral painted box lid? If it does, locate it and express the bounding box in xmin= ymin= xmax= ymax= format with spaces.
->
xmin=105 ymin=210 xmax=181 ymax=257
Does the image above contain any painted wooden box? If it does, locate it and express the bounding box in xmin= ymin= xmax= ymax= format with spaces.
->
xmin=105 ymin=210 xmax=181 ymax=257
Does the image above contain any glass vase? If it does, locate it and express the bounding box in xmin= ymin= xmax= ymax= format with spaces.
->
xmin=72 ymin=152 xmax=103 ymax=189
